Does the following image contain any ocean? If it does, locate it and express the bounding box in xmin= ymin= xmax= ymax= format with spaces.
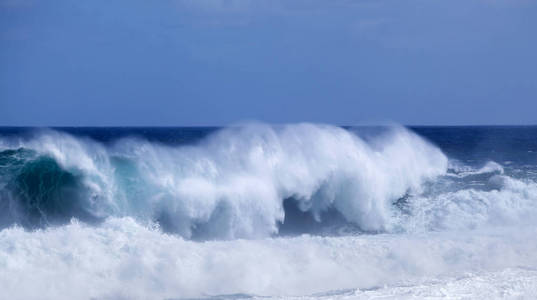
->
xmin=1 ymin=123 xmax=537 ymax=299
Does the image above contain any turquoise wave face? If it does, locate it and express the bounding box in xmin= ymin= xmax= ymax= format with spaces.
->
xmin=0 ymin=148 xmax=100 ymax=229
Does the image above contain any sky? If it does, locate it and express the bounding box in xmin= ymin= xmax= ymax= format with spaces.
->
xmin=1 ymin=0 xmax=537 ymax=126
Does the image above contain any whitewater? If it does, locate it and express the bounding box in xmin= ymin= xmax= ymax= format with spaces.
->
xmin=1 ymin=123 xmax=537 ymax=299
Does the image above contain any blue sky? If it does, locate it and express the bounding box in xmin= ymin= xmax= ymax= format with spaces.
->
xmin=1 ymin=0 xmax=536 ymax=126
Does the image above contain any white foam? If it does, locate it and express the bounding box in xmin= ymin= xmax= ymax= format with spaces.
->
xmin=275 ymin=268 xmax=537 ymax=299
xmin=400 ymin=175 xmax=537 ymax=232
xmin=1 ymin=218 xmax=537 ymax=299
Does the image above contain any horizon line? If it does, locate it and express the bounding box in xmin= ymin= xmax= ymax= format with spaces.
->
xmin=1 ymin=124 xmax=537 ymax=128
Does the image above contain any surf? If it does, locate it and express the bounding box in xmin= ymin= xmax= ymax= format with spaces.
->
xmin=3 ymin=124 xmax=537 ymax=299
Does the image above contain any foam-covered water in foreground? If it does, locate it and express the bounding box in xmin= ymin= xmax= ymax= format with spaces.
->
xmin=1 ymin=124 xmax=537 ymax=299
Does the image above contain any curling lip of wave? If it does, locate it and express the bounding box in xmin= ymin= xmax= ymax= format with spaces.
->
xmin=0 ymin=123 xmax=448 ymax=239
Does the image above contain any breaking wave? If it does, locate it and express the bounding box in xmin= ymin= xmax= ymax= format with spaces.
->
xmin=0 ymin=123 xmax=447 ymax=239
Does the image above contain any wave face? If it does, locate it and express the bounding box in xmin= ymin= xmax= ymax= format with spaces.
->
xmin=0 ymin=124 xmax=447 ymax=238
xmin=0 ymin=148 xmax=99 ymax=229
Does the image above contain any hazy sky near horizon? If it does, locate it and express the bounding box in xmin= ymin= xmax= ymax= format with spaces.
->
xmin=1 ymin=0 xmax=537 ymax=126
